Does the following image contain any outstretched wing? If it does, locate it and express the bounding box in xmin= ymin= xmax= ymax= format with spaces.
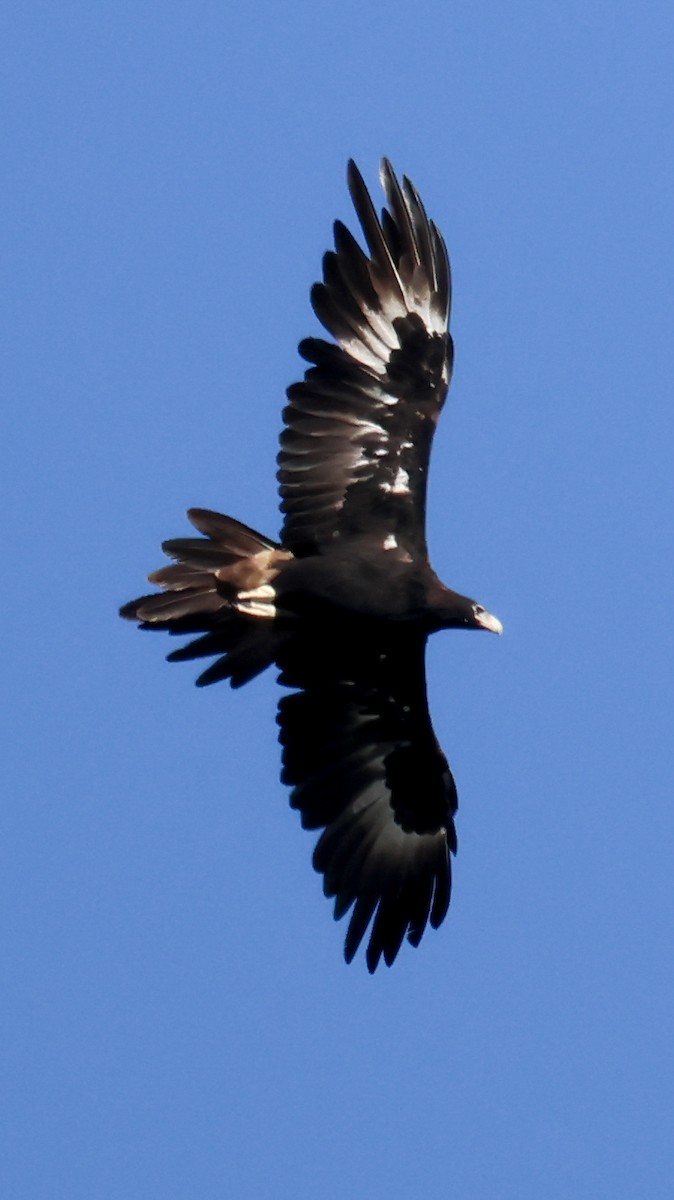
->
xmin=278 ymin=159 xmax=453 ymax=559
xmin=276 ymin=622 xmax=458 ymax=971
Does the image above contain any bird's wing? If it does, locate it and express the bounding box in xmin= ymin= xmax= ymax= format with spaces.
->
xmin=276 ymin=623 xmax=457 ymax=971
xmin=278 ymin=159 xmax=453 ymax=559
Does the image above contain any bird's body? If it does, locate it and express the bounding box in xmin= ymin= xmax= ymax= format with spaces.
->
xmin=274 ymin=542 xmax=439 ymax=621
xmin=121 ymin=160 xmax=501 ymax=971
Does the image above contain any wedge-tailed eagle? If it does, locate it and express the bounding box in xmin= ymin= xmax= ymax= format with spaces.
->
xmin=121 ymin=160 xmax=502 ymax=972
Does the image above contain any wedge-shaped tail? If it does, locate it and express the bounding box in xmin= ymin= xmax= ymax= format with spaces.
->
xmin=120 ymin=509 xmax=292 ymax=688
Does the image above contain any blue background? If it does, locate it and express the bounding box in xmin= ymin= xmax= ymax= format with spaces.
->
xmin=3 ymin=3 xmax=673 ymax=1196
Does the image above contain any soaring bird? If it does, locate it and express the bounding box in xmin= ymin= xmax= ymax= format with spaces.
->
xmin=121 ymin=160 xmax=502 ymax=972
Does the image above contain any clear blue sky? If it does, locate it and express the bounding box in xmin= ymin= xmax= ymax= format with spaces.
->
xmin=3 ymin=3 xmax=673 ymax=1197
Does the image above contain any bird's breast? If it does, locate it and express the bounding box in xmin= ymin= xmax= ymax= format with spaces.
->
xmin=276 ymin=543 xmax=430 ymax=621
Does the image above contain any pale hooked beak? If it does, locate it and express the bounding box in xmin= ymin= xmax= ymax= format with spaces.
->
xmin=474 ymin=608 xmax=503 ymax=635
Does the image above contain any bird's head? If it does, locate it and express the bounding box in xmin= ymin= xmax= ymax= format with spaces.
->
xmin=433 ymin=587 xmax=503 ymax=634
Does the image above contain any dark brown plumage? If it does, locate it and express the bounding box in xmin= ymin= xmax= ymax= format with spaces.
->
xmin=121 ymin=159 xmax=501 ymax=972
